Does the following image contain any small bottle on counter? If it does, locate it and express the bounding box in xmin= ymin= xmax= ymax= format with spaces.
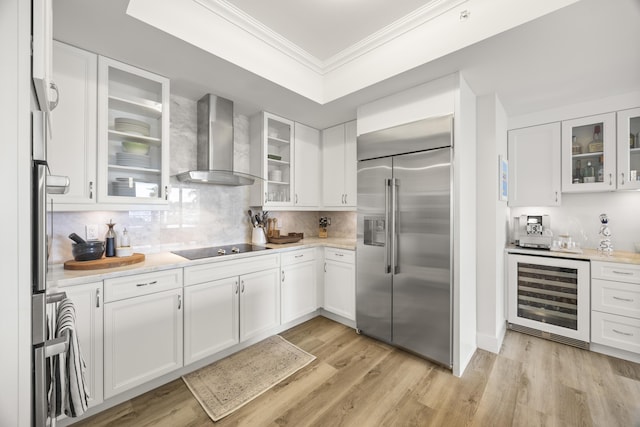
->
xmin=105 ymin=220 xmax=116 ymax=257
xmin=121 ymin=227 xmax=130 ymax=247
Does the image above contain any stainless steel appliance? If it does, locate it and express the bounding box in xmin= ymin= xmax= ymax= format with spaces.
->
xmin=356 ymin=115 xmax=453 ymax=368
xmin=514 ymin=214 xmax=553 ymax=249
xmin=507 ymin=254 xmax=590 ymax=348
xmin=172 ymin=244 xmax=270 ymax=260
xmin=31 ymin=0 xmax=71 ymax=423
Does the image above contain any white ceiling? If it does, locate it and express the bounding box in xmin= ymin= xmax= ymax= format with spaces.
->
xmin=52 ymin=0 xmax=640 ymax=129
xmin=224 ymin=0 xmax=438 ymax=60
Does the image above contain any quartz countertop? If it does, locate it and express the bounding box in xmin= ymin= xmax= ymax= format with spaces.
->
xmin=505 ymin=244 xmax=640 ymax=265
xmin=47 ymin=237 xmax=356 ymax=288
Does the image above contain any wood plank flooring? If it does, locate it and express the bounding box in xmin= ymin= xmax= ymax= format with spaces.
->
xmin=73 ymin=317 xmax=640 ymax=426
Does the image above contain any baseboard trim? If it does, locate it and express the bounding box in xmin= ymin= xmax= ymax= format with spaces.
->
xmin=476 ymin=322 xmax=507 ymax=354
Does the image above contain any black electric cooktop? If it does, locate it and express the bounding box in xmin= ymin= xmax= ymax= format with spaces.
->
xmin=171 ymin=243 xmax=270 ymax=260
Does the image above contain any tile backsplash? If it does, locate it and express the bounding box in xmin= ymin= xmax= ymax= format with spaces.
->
xmin=49 ymin=94 xmax=356 ymax=264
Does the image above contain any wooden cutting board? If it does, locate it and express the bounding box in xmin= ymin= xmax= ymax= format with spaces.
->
xmin=64 ymin=253 xmax=145 ymax=270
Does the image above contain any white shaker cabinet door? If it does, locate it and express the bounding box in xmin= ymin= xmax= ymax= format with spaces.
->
xmin=56 ymin=281 xmax=103 ymax=408
xmin=293 ymin=122 xmax=320 ymax=207
xmin=343 ymin=120 xmax=358 ymax=207
xmin=49 ymin=41 xmax=97 ymax=205
xmin=322 ymin=123 xmax=347 ymax=207
xmin=104 ymin=288 xmax=183 ymax=399
xmin=239 ymin=268 xmax=280 ymax=342
xmin=507 ymin=122 xmax=561 ymax=206
xmin=324 ymin=258 xmax=356 ymax=321
xmin=184 ymin=277 xmax=239 ymax=365
xmin=281 ymin=260 xmax=317 ymax=323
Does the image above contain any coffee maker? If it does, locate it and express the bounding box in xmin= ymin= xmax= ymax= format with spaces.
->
xmin=514 ymin=214 xmax=553 ymax=249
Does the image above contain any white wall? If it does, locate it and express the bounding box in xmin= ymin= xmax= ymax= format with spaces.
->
xmin=453 ymin=75 xmax=477 ymax=376
xmin=0 ymin=0 xmax=32 ymax=424
xmin=475 ymin=94 xmax=508 ymax=353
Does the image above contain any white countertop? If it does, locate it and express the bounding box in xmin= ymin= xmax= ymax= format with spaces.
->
xmin=505 ymin=244 xmax=640 ymax=265
xmin=47 ymin=237 xmax=356 ymax=288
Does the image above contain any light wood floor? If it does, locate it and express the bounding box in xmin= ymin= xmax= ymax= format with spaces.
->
xmin=74 ymin=317 xmax=640 ymax=426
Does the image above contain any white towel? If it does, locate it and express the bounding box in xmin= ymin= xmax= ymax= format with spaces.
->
xmin=53 ymin=298 xmax=90 ymax=418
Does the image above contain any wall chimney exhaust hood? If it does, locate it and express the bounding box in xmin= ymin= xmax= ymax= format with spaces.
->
xmin=175 ymin=94 xmax=259 ymax=186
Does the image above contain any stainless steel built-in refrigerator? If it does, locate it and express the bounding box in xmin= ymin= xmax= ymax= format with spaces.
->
xmin=356 ymin=115 xmax=453 ymax=368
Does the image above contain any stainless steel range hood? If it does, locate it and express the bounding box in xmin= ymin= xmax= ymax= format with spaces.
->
xmin=175 ymin=94 xmax=257 ymax=186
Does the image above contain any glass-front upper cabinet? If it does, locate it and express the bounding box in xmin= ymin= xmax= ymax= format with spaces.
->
xmin=617 ymin=107 xmax=640 ymax=190
xmin=97 ymin=56 xmax=170 ymax=205
xmin=249 ymin=112 xmax=294 ymax=207
xmin=561 ymin=112 xmax=616 ymax=192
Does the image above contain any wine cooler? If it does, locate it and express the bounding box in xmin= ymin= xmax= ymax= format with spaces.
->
xmin=507 ymin=254 xmax=590 ymax=348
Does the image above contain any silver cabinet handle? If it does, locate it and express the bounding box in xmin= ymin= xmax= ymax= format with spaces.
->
xmin=335 ymin=253 xmax=344 ymax=257
xmin=612 ymin=270 xmax=633 ymax=276
xmin=294 ymin=254 xmax=304 ymax=259
xmin=324 ymin=262 xmax=327 ymax=273
xmin=165 ymin=186 xmax=169 ymax=200
xmin=295 ymin=194 xmax=298 ymax=204
xmin=49 ymin=81 xmax=60 ymax=110
xmin=241 ymin=280 xmax=245 ymax=293
xmin=89 ymin=181 xmax=93 ymax=199
xmin=555 ymin=191 xmax=558 ymax=203
xmin=96 ymin=288 xmax=100 ymax=308
xmin=609 ymin=173 xmax=613 ymax=186
xmin=612 ymin=329 xmax=633 ymax=337
xmin=344 ymin=194 xmax=348 ymax=204
xmin=136 ymin=280 xmax=158 ymax=287
xmin=282 ymin=270 xmax=285 ymax=282
xmin=177 ymin=295 xmax=182 ymax=310
xmin=234 ymin=281 xmax=239 ymax=294
xmin=621 ymin=172 xmax=625 ymax=185
xmin=613 ymin=296 xmax=634 ymax=302
xmin=265 ymin=192 xmax=268 ymax=203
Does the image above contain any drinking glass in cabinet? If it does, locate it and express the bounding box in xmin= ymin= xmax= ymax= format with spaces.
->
xmin=570 ymin=122 xmax=605 ymax=185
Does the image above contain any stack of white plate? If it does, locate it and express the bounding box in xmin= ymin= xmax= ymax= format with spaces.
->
xmin=112 ymin=178 xmax=136 ymax=197
xmin=114 ymin=117 xmax=150 ymax=136
xmin=116 ymin=152 xmax=151 ymax=168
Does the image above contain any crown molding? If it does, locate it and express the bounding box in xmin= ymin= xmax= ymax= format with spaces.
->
xmin=193 ymin=0 xmax=324 ymax=74
xmin=193 ymin=0 xmax=467 ymax=75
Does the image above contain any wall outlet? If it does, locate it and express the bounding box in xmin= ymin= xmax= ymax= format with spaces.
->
xmin=85 ymin=224 xmax=100 ymax=241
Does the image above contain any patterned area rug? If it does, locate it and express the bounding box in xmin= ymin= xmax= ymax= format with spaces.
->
xmin=182 ymin=335 xmax=316 ymax=421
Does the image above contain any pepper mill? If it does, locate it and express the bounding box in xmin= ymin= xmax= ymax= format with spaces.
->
xmin=105 ymin=219 xmax=117 ymax=257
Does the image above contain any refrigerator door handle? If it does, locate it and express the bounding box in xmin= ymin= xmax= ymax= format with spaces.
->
xmin=34 ymin=160 xmax=48 ymax=293
xmin=384 ymin=179 xmax=391 ymax=274
xmin=392 ymin=178 xmax=399 ymax=274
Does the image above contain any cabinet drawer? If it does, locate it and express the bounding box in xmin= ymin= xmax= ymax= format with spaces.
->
xmin=591 ymin=261 xmax=640 ymax=284
xmin=104 ymin=269 xmax=183 ymax=303
xmin=592 ymin=279 xmax=640 ymax=319
xmin=281 ymin=248 xmax=315 ymax=266
xmin=184 ymin=253 xmax=280 ymax=286
xmin=324 ymin=248 xmax=354 ymax=263
xmin=591 ymin=311 xmax=640 ymax=354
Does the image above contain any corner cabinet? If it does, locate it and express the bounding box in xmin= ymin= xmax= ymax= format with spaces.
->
xmin=507 ymin=123 xmax=561 ymax=206
xmin=97 ymin=56 xmax=170 ymax=205
xmin=561 ymin=113 xmax=616 ymax=192
xmin=617 ymin=107 xmax=640 ymax=190
xmin=322 ymin=121 xmax=357 ymax=208
xmin=250 ymin=112 xmax=295 ymax=207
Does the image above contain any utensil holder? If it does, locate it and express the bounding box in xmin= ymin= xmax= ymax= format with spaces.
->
xmin=252 ymin=227 xmax=267 ymax=245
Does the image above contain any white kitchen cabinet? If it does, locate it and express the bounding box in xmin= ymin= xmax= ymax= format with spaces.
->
xmin=322 ymin=121 xmax=357 ymax=208
xmin=103 ymin=270 xmax=183 ymax=399
xmin=561 ymin=112 xmax=616 ymax=192
xmin=591 ymin=261 xmax=640 ymax=358
xmin=281 ymin=249 xmax=317 ymax=323
xmin=240 ymin=268 xmax=281 ymax=341
xmin=293 ymin=122 xmax=320 ymax=207
xmin=323 ymin=248 xmax=356 ymax=320
xmin=250 ymin=112 xmax=295 ymax=207
xmin=616 ymin=107 xmax=640 ymax=190
xmin=507 ymin=123 xmax=561 ymax=206
xmin=49 ymin=41 xmax=97 ymax=205
xmin=183 ymin=253 xmax=281 ymax=363
xmin=97 ymin=56 xmax=170 ymax=205
xmin=184 ymin=277 xmax=239 ymax=365
xmin=51 ymin=281 xmax=103 ymax=409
